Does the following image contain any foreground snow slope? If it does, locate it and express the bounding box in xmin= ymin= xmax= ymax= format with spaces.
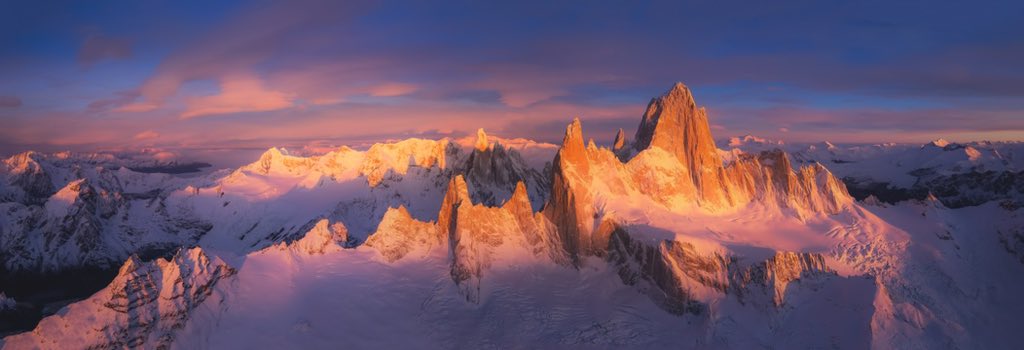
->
xmin=9 ymin=195 xmax=1019 ymax=349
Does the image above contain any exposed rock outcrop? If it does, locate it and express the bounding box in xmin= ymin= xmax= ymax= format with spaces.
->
xmin=475 ymin=128 xmax=490 ymax=152
xmin=633 ymin=83 xmax=731 ymax=207
xmin=543 ymin=118 xmax=597 ymax=265
xmin=2 ymin=248 xmax=236 ymax=349
xmin=612 ymin=128 xmax=626 ymax=151
xmin=364 ymin=206 xmax=440 ymax=262
xmin=2 ymin=151 xmax=54 ymax=204
xmin=441 ymin=176 xmax=560 ymax=301
xmin=542 ymin=83 xmax=853 ymax=233
xmin=462 ymin=132 xmax=549 ymax=210
xmin=726 ymin=149 xmax=851 ymax=215
xmin=607 ymin=225 xmax=836 ymax=314
xmin=281 ymin=219 xmax=349 ymax=255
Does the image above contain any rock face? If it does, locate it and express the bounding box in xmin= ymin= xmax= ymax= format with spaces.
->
xmin=363 ymin=206 xmax=440 ymax=262
xmin=440 ymin=176 xmax=560 ymax=301
xmin=475 ymin=128 xmax=490 ymax=152
xmin=362 ymin=174 xmax=560 ymax=301
xmin=282 ymin=219 xmax=349 ymax=255
xmin=726 ymin=149 xmax=851 ymax=215
xmin=2 ymin=248 xmax=236 ymax=349
xmin=1 ymin=166 xmax=211 ymax=272
xmin=545 ymin=83 xmax=851 ymax=219
xmin=2 ymin=152 xmax=54 ymax=204
xmin=607 ymin=226 xmax=835 ymax=314
xmin=633 ymin=83 xmax=731 ymax=207
xmin=612 ymin=128 xmax=626 ymax=151
xmin=462 ymin=130 xmax=550 ymax=210
xmin=539 ymin=84 xmax=852 ymax=265
xmin=361 ymin=139 xmax=454 ymax=187
xmin=543 ymin=118 xmax=597 ymax=265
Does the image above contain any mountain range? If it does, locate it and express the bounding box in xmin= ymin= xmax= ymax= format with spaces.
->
xmin=2 ymin=83 xmax=1022 ymax=349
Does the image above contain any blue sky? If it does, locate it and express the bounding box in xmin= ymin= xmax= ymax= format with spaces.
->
xmin=1 ymin=0 xmax=1023 ymax=156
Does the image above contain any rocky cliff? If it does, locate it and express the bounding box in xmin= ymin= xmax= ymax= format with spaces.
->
xmin=2 ymin=248 xmax=235 ymax=349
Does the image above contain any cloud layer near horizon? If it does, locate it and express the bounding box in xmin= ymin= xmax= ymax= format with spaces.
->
xmin=1 ymin=0 xmax=1022 ymax=156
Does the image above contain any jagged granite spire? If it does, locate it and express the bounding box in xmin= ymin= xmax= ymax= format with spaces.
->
xmin=633 ymin=82 xmax=729 ymax=206
xmin=612 ymin=128 xmax=626 ymax=151
xmin=475 ymin=128 xmax=490 ymax=152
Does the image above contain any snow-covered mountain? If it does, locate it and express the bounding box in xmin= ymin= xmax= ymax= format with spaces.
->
xmin=721 ymin=134 xmax=1024 ymax=208
xmin=3 ymin=83 xmax=1023 ymax=349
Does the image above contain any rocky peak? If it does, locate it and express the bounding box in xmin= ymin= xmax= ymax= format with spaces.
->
xmin=364 ymin=205 xmax=438 ymax=262
xmin=4 ymin=150 xmax=54 ymax=202
xmin=4 ymin=247 xmax=236 ymax=349
xmin=462 ymin=135 xmax=548 ymax=208
xmin=631 ymin=83 xmax=731 ymax=207
xmin=247 ymin=147 xmax=313 ymax=175
xmin=502 ymin=181 xmax=533 ymax=216
xmin=928 ymin=139 xmax=951 ymax=148
xmin=758 ymin=149 xmax=795 ymax=174
xmin=544 ymin=118 xmax=598 ymax=265
xmin=284 ymin=219 xmax=349 ymax=254
xmin=556 ymin=117 xmax=590 ymax=176
xmin=5 ymin=151 xmax=43 ymax=173
xmin=633 ymin=82 xmax=722 ymax=172
xmin=361 ymin=138 xmax=453 ymax=186
xmin=475 ymin=128 xmax=490 ymax=152
xmin=438 ymin=175 xmax=472 ymax=239
xmin=612 ymin=128 xmax=626 ymax=151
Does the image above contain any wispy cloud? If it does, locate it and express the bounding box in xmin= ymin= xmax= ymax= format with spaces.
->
xmin=369 ymin=83 xmax=418 ymax=97
xmin=133 ymin=130 xmax=160 ymax=140
xmin=180 ymin=75 xmax=294 ymax=119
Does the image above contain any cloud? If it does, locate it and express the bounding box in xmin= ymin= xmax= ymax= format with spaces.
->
xmin=3 ymin=0 xmax=1024 ymax=156
xmin=115 ymin=102 xmax=161 ymax=113
xmin=78 ymin=34 xmax=132 ymax=66
xmin=180 ymin=75 xmax=294 ymax=119
xmin=131 ymin=0 xmax=373 ymax=107
xmin=0 ymin=96 xmax=22 ymax=108
xmin=134 ymin=130 xmax=160 ymax=140
xmin=88 ymin=90 xmax=141 ymax=112
xmin=778 ymin=127 xmax=790 ymax=132
xmin=369 ymin=83 xmax=418 ymax=97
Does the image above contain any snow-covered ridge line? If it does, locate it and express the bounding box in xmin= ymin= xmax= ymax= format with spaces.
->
xmin=721 ymin=134 xmax=1024 ymax=208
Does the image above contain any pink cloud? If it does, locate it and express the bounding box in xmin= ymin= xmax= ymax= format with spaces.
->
xmin=151 ymin=151 xmax=178 ymax=162
xmin=310 ymin=97 xmax=346 ymax=106
xmin=134 ymin=130 xmax=160 ymax=140
xmin=369 ymin=83 xmax=418 ymax=97
xmin=180 ymin=76 xmax=294 ymax=119
xmin=115 ymin=102 xmax=160 ymax=113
